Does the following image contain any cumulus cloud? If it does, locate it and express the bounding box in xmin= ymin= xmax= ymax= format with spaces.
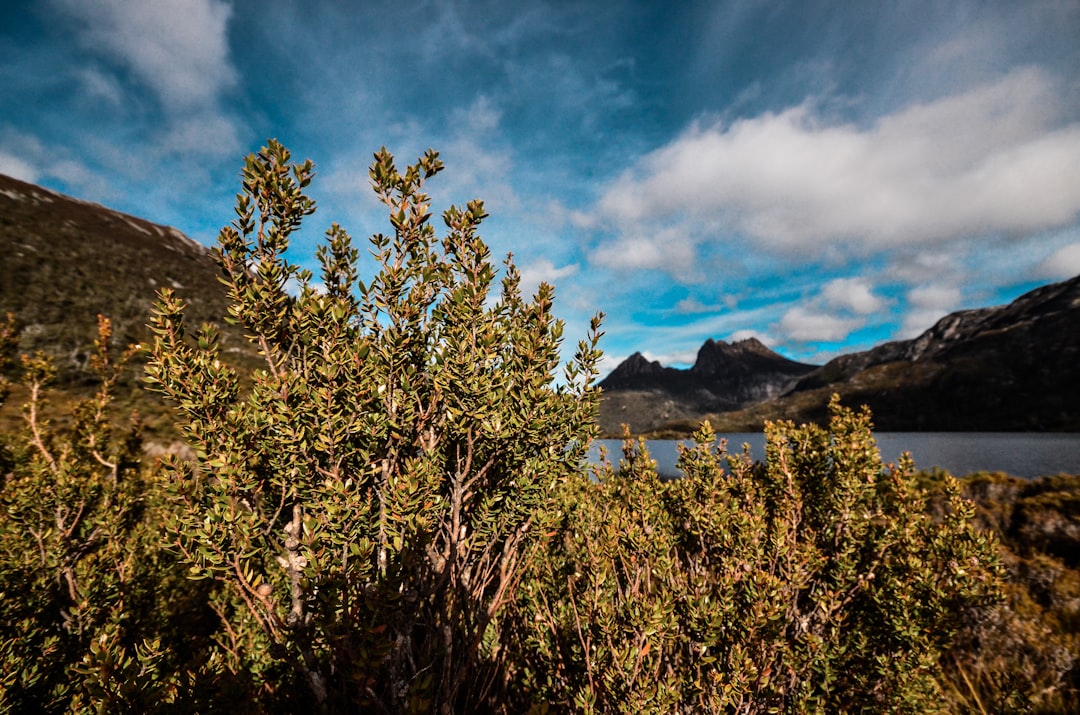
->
xmin=772 ymin=276 xmax=887 ymax=344
xmin=588 ymin=224 xmax=704 ymax=281
xmin=1038 ymin=242 xmax=1080 ymax=279
xmin=517 ymin=258 xmax=578 ymax=295
xmin=821 ymin=277 xmax=885 ymax=314
xmin=777 ymin=306 xmax=864 ymax=343
xmin=589 ymin=68 xmax=1080 ymax=276
xmin=52 ymin=0 xmax=237 ymax=111
xmin=901 ymin=284 xmax=963 ymax=337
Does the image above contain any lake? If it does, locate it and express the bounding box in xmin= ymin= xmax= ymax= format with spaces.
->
xmin=588 ymin=433 xmax=1080 ymax=480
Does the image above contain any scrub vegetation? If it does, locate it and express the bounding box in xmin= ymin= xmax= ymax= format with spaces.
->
xmin=0 ymin=143 xmax=1073 ymax=713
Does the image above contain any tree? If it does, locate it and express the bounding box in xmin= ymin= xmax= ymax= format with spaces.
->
xmin=144 ymin=140 xmax=604 ymax=712
xmin=506 ymin=398 xmax=1002 ymax=713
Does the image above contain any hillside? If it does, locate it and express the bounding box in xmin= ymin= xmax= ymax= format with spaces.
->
xmin=602 ymin=275 xmax=1080 ymax=434
xmin=0 ymin=173 xmax=256 ymax=436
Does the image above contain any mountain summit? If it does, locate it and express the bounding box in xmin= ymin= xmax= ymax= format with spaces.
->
xmin=598 ymin=338 xmax=816 ymax=434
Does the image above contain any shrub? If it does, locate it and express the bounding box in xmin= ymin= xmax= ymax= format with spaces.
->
xmin=506 ymin=398 xmax=1003 ymax=713
xmin=0 ymin=315 xmax=205 ymax=711
xmin=1 ymin=140 xmax=1007 ymax=713
xmin=144 ymin=141 xmax=604 ymax=712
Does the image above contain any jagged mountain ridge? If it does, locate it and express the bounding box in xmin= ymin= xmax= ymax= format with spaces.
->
xmin=598 ymin=337 xmax=817 ymax=434
xmin=601 ymin=274 xmax=1080 ymax=434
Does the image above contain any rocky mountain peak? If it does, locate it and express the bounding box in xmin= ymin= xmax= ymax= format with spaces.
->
xmin=604 ymin=352 xmax=664 ymax=381
xmin=690 ymin=336 xmax=808 ymax=377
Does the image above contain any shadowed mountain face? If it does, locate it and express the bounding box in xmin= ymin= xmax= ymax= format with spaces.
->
xmin=598 ymin=338 xmax=817 ymax=434
xmin=600 ymin=275 xmax=1080 ymax=435
xmin=774 ymin=274 xmax=1080 ymax=432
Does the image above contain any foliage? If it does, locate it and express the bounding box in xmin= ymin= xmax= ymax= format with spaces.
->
xmin=0 ymin=315 xmax=213 ymax=711
xmin=929 ymin=471 xmax=1080 ymax=713
xmin=144 ymin=140 xmax=604 ymax=712
xmin=506 ymin=398 xmax=1003 ymax=713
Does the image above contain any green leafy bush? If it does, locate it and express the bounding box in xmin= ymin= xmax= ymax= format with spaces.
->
xmin=0 ymin=141 xmax=1011 ymax=713
xmin=144 ymin=141 xmax=603 ymax=712
xmin=506 ymin=399 xmax=1002 ymax=713
xmin=0 ymin=316 xmax=210 ymax=711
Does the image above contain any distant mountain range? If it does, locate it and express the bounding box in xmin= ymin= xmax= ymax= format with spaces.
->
xmin=599 ymin=338 xmax=816 ymax=433
xmin=600 ymin=274 xmax=1080 ymax=435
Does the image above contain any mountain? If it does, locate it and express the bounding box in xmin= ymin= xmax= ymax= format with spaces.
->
xmin=598 ymin=337 xmax=817 ymax=434
xmin=603 ymin=275 xmax=1080 ymax=435
xmin=0 ymin=173 xmax=256 ymax=436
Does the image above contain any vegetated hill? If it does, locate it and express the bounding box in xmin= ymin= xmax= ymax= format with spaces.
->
xmin=0 ymin=173 xmax=257 ymax=436
xmin=620 ymin=275 xmax=1080 ymax=435
xmin=598 ymin=337 xmax=817 ymax=434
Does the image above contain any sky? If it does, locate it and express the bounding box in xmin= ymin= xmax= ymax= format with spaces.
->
xmin=2 ymin=0 xmax=1080 ymax=375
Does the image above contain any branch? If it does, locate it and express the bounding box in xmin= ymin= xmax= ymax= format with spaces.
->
xmin=25 ymin=380 xmax=58 ymax=475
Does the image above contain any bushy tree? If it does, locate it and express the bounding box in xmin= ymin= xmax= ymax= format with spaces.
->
xmin=506 ymin=398 xmax=1003 ymax=713
xmin=144 ymin=141 xmax=604 ymax=712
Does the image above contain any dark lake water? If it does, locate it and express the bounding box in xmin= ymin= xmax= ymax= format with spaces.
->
xmin=588 ymin=433 xmax=1080 ymax=480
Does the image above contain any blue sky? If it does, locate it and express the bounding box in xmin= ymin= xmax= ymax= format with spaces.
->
xmin=3 ymin=1 xmax=1080 ymax=374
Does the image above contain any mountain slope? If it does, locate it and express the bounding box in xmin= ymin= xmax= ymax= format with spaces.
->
xmin=0 ymin=173 xmax=256 ymax=435
xmin=626 ymin=275 xmax=1080 ymax=434
xmin=0 ymin=173 xmax=241 ymax=360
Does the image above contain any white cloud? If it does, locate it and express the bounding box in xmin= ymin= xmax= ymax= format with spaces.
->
xmin=884 ymin=250 xmax=961 ymax=284
xmin=643 ymin=348 xmax=699 ymax=368
xmin=901 ymin=284 xmax=963 ymax=337
xmin=908 ymin=284 xmax=962 ymax=311
xmin=453 ymin=95 xmax=501 ymax=133
xmin=588 ymin=224 xmax=704 ymax=281
xmin=52 ymin=0 xmax=237 ymax=111
xmin=589 ymin=68 xmax=1080 ymax=276
xmin=0 ymin=129 xmax=113 ymax=199
xmin=729 ymin=328 xmax=774 ymax=346
xmin=435 ymin=97 xmax=520 ymax=213
xmin=1038 ymin=242 xmax=1080 ymax=279
xmin=0 ymin=151 xmax=40 ymax=183
xmin=517 ymin=258 xmax=578 ymax=295
xmin=674 ymin=297 xmax=713 ymax=314
xmin=821 ymin=277 xmax=885 ymax=314
xmin=777 ymin=306 xmax=864 ymax=343
xmin=770 ymin=275 xmax=886 ymax=345
xmin=157 ymin=114 xmax=244 ymax=158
